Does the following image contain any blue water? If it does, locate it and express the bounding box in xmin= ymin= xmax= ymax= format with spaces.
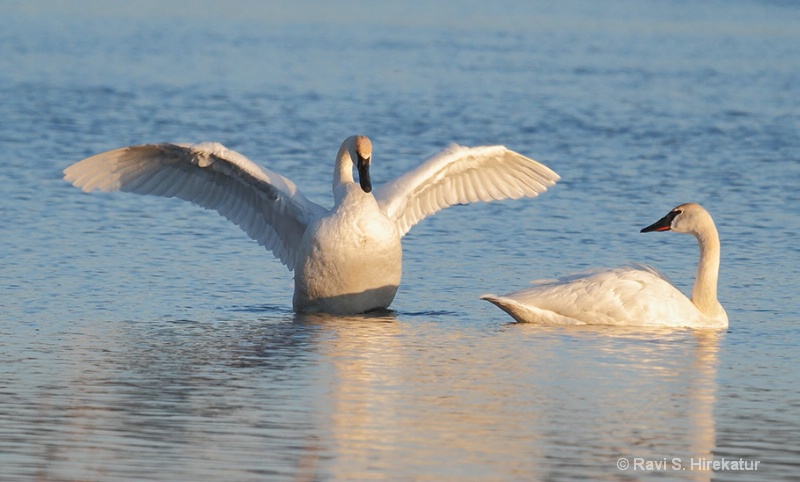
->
xmin=1 ymin=1 xmax=799 ymax=480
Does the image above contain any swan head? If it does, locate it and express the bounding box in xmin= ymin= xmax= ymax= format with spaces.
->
xmin=354 ymin=135 xmax=373 ymax=193
xmin=640 ymin=203 xmax=710 ymax=235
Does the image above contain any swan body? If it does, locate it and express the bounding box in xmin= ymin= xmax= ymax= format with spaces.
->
xmin=481 ymin=203 xmax=728 ymax=328
xmin=65 ymin=135 xmax=559 ymax=314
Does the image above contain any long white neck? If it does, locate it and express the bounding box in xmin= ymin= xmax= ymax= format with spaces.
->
xmin=691 ymin=217 xmax=722 ymax=318
xmin=333 ymin=141 xmax=355 ymax=204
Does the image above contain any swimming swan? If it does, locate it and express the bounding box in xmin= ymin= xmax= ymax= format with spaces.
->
xmin=65 ymin=135 xmax=559 ymax=314
xmin=481 ymin=203 xmax=728 ymax=328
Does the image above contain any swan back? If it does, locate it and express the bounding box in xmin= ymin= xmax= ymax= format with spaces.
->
xmin=483 ymin=266 xmax=701 ymax=326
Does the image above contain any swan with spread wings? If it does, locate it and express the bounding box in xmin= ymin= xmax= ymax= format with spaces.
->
xmin=65 ymin=135 xmax=559 ymax=314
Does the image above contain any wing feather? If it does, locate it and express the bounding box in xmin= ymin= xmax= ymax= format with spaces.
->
xmin=64 ymin=142 xmax=327 ymax=269
xmin=374 ymin=144 xmax=559 ymax=237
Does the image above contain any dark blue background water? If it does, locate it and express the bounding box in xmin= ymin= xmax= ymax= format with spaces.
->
xmin=1 ymin=1 xmax=798 ymax=480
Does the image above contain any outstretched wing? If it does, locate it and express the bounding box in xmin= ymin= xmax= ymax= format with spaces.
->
xmin=64 ymin=142 xmax=327 ymax=269
xmin=373 ymin=144 xmax=559 ymax=237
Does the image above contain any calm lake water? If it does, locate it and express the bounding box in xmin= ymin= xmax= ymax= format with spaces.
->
xmin=2 ymin=1 xmax=799 ymax=480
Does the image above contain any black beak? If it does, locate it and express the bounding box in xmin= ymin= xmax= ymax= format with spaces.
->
xmin=641 ymin=210 xmax=679 ymax=233
xmin=357 ymin=155 xmax=372 ymax=193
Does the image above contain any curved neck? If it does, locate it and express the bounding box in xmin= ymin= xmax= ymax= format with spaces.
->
xmin=691 ymin=220 xmax=721 ymax=316
xmin=333 ymin=142 xmax=355 ymax=203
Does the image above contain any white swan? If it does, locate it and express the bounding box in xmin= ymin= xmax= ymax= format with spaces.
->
xmin=481 ymin=203 xmax=728 ymax=328
xmin=65 ymin=135 xmax=559 ymax=314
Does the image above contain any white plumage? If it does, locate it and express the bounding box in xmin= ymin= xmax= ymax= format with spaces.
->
xmin=481 ymin=203 xmax=728 ymax=328
xmin=65 ymin=135 xmax=559 ymax=314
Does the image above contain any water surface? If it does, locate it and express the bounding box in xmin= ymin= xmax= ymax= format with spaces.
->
xmin=1 ymin=1 xmax=799 ymax=480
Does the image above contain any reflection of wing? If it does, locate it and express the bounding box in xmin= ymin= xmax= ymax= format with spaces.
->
xmin=374 ymin=144 xmax=559 ymax=237
xmin=64 ymin=142 xmax=327 ymax=268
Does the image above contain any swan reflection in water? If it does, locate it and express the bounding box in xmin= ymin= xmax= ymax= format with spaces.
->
xmin=16 ymin=309 xmax=722 ymax=481
xmin=294 ymin=314 xmax=722 ymax=481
